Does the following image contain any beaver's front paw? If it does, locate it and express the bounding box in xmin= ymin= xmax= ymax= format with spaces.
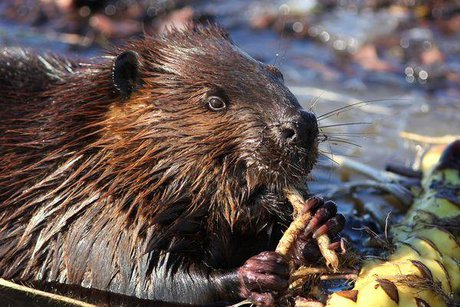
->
xmin=294 ymin=196 xmax=346 ymax=264
xmin=304 ymin=196 xmax=345 ymax=240
xmin=237 ymin=251 xmax=289 ymax=306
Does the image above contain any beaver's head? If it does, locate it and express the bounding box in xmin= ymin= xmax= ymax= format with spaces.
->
xmin=105 ymin=26 xmax=318 ymax=223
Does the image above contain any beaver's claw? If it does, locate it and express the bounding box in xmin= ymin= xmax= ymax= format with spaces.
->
xmin=294 ymin=196 xmax=346 ymax=264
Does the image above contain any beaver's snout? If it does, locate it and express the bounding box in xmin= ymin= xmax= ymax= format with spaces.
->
xmin=271 ymin=110 xmax=318 ymax=149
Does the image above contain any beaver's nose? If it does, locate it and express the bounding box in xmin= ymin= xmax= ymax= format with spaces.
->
xmin=276 ymin=111 xmax=318 ymax=147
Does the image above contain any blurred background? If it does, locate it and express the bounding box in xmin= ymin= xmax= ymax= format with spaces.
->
xmin=1 ymin=0 xmax=459 ymax=168
xmin=0 ymin=0 xmax=459 ymax=268
xmin=0 ymin=0 xmax=460 ymax=167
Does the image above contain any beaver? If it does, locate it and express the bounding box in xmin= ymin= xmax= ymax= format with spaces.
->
xmin=0 ymin=25 xmax=345 ymax=305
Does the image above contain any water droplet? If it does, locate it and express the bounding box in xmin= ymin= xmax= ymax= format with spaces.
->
xmin=406 ymin=75 xmax=415 ymax=83
xmin=79 ymin=6 xmax=91 ymax=18
xmin=308 ymin=26 xmax=320 ymax=37
xmin=333 ymin=40 xmax=346 ymax=51
xmin=320 ymin=31 xmax=330 ymax=42
xmin=105 ymin=4 xmax=116 ymax=16
xmin=418 ymin=70 xmax=428 ymax=80
xmin=404 ymin=67 xmax=414 ymax=76
xmin=279 ymin=4 xmax=290 ymax=15
xmin=293 ymin=22 xmax=304 ymax=33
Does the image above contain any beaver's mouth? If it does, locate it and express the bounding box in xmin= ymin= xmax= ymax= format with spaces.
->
xmin=244 ymin=137 xmax=319 ymax=191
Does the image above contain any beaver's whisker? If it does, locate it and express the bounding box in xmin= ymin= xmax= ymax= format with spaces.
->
xmin=317 ymin=100 xmax=370 ymax=120
xmin=308 ymin=94 xmax=323 ymax=112
xmin=319 ymin=151 xmax=361 ymax=160
xmin=319 ymin=132 xmax=368 ymax=138
xmin=324 ymin=137 xmax=362 ymax=148
xmin=327 ymin=142 xmax=359 ymax=149
xmin=318 ymin=122 xmax=371 ymax=129
xmin=316 ymin=98 xmax=405 ymax=121
xmin=318 ymin=151 xmax=339 ymax=166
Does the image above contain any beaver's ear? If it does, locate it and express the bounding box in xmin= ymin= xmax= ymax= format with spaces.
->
xmin=113 ymin=50 xmax=141 ymax=98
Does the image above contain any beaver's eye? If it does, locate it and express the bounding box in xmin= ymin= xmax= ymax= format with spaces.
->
xmin=206 ymin=96 xmax=227 ymax=111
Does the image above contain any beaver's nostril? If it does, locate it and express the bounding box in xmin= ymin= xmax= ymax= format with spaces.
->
xmin=273 ymin=111 xmax=318 ymax=147
xmin=280 ymin=126 xmax=297 ymax=143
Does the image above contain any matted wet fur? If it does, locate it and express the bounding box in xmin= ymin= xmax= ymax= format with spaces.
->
xmin=0 ymin=26 xmax=330 ymax=305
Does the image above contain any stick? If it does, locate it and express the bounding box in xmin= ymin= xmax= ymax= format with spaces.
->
xmin=0 ymin=278 xmax=96 ymax=307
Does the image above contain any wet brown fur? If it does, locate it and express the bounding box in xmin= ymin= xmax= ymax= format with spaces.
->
xmin=0 ymin=26 xmax=318 ymax=304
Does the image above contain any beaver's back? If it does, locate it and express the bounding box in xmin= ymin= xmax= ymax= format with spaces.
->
xmin=0 ymin=48 xmax=77 ymax=101
xmin=0 ymin=49 xmax=79 ymax=152
xmin=0 ymin=49 xmax=96 ymax=205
